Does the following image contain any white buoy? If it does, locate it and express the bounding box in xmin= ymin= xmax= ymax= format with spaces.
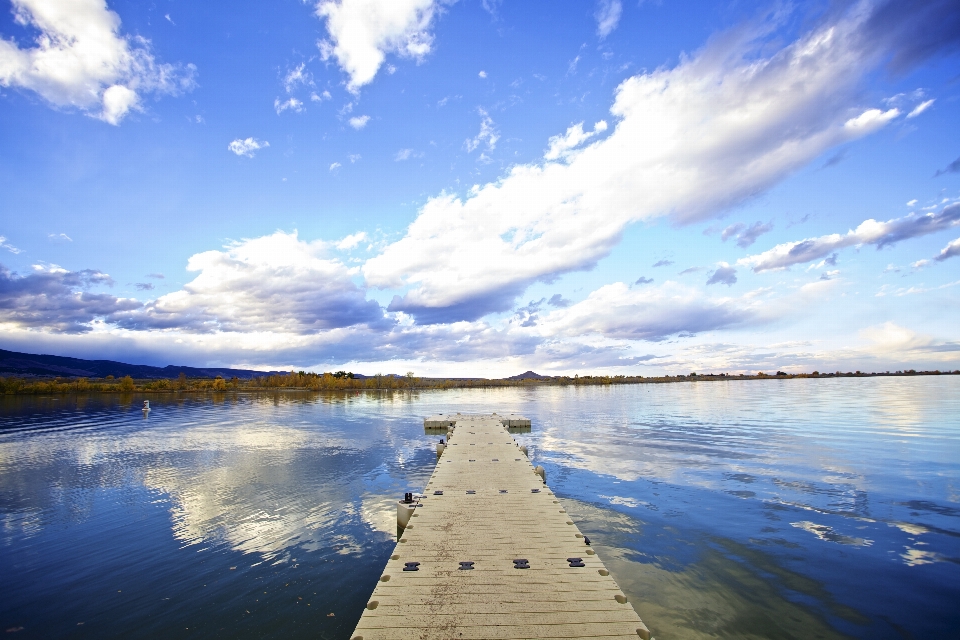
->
xmin=520 ymin=445 xmax=528 ymax=456
xmin=535 ymin=465 xmax=546 ymax=483
xmin=142 ymin=400 xmax=150 ymax=412
xmin=397 ymin=493 xmax=416 ymax=529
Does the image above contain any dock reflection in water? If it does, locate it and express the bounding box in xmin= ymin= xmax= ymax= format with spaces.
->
xmin=0 ymin=378 xmax=958 ymax=639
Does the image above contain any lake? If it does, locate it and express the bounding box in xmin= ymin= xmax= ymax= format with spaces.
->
xmin=1 ymin=377 xmax=958 ymax=639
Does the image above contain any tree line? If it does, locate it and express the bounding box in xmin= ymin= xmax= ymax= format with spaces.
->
xmin=0 ymin=369 xmax=955 ymax=395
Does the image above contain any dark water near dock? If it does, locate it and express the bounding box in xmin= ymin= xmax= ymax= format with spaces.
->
xmin=1 ymin=378 xmax=958 ymax=639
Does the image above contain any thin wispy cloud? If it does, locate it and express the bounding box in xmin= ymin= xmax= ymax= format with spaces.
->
xmin=0 ymin=236 xmax=23 ymax=254
xmin=595 ymin=0 xmax=622 ymax=38
xmin=740 ymin=203 xmax=960 ymax=272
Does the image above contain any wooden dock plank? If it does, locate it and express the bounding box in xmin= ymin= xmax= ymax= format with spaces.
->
xmin=351 ymin=414 xmax=651 ymax=640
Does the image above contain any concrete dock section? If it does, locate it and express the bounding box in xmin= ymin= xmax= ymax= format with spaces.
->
xmin=352 ymin=413 xmax=652 ymax=640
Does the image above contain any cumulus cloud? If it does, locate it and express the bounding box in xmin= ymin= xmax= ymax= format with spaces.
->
xmin=544 ymin=121 xmax=607 ymax=161
xmin=315 ymin=0 xmax=443 ymax=92
xmin=329 ymin=161 xmax=342 ymax=171
xmin=538 ymin=282 xmax=755 ymax=341
xmin=113 ymin=231 xmax=385 ymax=334
xmin=228 ymin=138 xmax=269 ymax=158
xmin=0 ymin=263 xmax=140 ymax=332
xmin=465 ymin=108 xmax=498 ymax=153
xmin=707 ymin=263 xmax=737 ymax=286
xmin=595 ymin=0 xmax=622 ymax=39
xmin=337 ymin=231 xmax=367 ymax=250
xmin=860 ymin=322 xmax=960 ymax=360
xmin=349 ymin=114 xmax=370 ymax=129
xmin=0 ymin=0 xmax=196 ymax=124
xmin=739 ymin=202 xmax=960 ymax=272
xmin=363 ymin=2 xmax=947 ymax=323
xmin=935 ymin=236 xmax=960 ymax=262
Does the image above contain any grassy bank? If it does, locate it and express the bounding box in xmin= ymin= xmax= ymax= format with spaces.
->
xmin=0 ymin=369 xmax=956 ymax=395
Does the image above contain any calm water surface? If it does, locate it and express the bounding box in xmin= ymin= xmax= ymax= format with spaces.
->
xmin=1 ymin=378 xmax=958 ymax=639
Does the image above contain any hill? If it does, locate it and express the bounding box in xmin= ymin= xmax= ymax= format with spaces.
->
xmin=506 ymin=370 xmax=550 ymax=381
xmin=0 ymin=349 xmax=283 ymax=380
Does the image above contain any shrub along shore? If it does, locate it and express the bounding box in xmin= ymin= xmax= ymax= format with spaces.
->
xmin=0 ymin=369 xmax=956 ymax=395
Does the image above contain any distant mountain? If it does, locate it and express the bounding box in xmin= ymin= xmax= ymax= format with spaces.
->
xmin=506 ymin=370 xmax=550 ymax=381
xmin=0 ymin=349 xmax=284 ymax=380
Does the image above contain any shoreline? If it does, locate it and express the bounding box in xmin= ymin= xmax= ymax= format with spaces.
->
xmin=1 ymin=369 xmax=956 ymax=396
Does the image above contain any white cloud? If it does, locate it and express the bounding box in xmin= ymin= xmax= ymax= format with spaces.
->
xmin=348 ymin=153 xmax=362 ymax=163
xmin=349 ymin=114 xmax=370 ymax=129
xmin=282 ymin=63 xmax=311 ymax=93
xmin=935 ymin=236 xmax=960 ymax=262
xmin=274 ymin=97 xmax=304 ymax=114
xmin=315 ymin=0 xmax=442 ymax=92
xmin=114 ymin=231 xmax=384 ymax=334
xmin=395 ymin=148 xmax=415 ymax=161
xmin=0 ymin=236 xmax=23 ymax=254
xmin=544 ymin=121 xmax=607 ymax=161
xmin=478 ymin=70 xmax=487 ymax=78
xmin=337 ymin=231 xmax=367 ymax=250
xmin=465 ymin=108 xmax=498 ymax=152
xmin=739 ymin=203 xmax=960 ymax=272
xmin=48 ymin=233 xmax=72 ymax=242
xmin=537 ymin=281 xmax=757 ymax=341
xmin=311 ymin=90 xmax=332 ymax=102
xmin=911 ymin=259 xmax=929 ymax=269
xmin=227 ymin=138 xmax=269 ymax=158
xmin=907 ymin=99 xmax=934 ymax=118
xmin=364 ymin=5 xmax=922 ymax=321
xmin=0 ymin=0 xmax=195 ymax=124
xmin=907 ymin=199 xmax=918 ymax=207
xmin=100 ymin=84 xmax=139 ymax=125
xmin=843 ymin=107 xmax=900 ymax=131
xmin=329 ymin=161 xmax=342 ymax=171
xmin=595 ymin=0 xmax=622 ymax=39
xmin=860 ymin=322 xmax=960 ymax=360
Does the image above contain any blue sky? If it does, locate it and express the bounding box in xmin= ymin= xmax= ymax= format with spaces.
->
xmin=1 ymin=0 xmax=959 ymax=376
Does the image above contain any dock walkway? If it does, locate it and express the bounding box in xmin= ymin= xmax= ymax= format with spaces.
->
xmin=352 ymin=413 xmax=652 ymax=640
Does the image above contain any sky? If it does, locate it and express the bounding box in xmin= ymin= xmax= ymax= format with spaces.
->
xmin=1 ymin=0 xmax=959 ymax=377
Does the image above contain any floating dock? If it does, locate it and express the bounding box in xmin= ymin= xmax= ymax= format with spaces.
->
xmin=352 ymin=413 xmax=652 ymax=640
